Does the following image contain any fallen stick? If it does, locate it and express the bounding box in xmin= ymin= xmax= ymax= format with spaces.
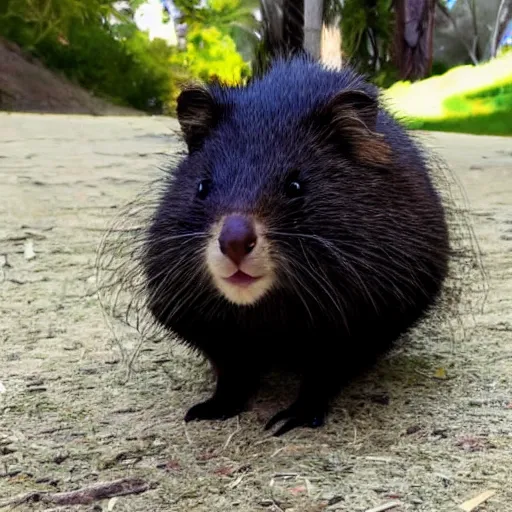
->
xmin=459 ymin=489 xmax=497 ymax=512
xmin=0 ymin=477 xmax=154 ymax=508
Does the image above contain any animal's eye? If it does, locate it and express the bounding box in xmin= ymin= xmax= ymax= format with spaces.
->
xmin=285 ymin=180 xmax=303 ymax=198
xmin=197 ymin=179 xmax=212 ymax=200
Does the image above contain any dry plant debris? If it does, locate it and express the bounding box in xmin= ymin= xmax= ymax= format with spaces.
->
xmin=1 ymin=115 xmax=511 ymax=512
xmin=0 ymin=477 xmax=155 ymax=508
xmin=458 ymin=489 xmax=497 ymax=511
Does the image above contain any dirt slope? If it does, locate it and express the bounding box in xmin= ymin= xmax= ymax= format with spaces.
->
xmin=0 ymin=114 xmax=511 ymax=511
xmin=0 ymin=39 xmax=142 ymax=116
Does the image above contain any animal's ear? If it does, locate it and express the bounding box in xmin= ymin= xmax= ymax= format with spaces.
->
xmin=176 ymin=85 xmax=219 ymax=152
xmin=314 ymin=89 xmax=392 ymax=167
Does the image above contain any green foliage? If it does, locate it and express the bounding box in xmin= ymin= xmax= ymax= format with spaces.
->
xmin=169 ymin=0 xmax=254 ymax=89
xmin=171 ymin=25 xmax=250 ymax=85
xmin=173 ymin=0 xmax=259 ymax=61
xmin=407 ymin=111 xmax=512 ymax=136
xmin=0 ymin=0 xmax=120 ymax=50
xmin=39 ymin=24 xmax=179 ymax=112
xmin=0 ymin=0 xmax=183 ymax=112
xmin=340 ymin=0 xmax=396 ymax=84
xmin=385 ymin=52 xmax=512 ymax=136
xmin=430 ymin=61 xmax=451 ymax=78
xmin=174 ymin=0 xmax=259 ymax=34
xmin=498 ymin=44 xmax=512 ymax=58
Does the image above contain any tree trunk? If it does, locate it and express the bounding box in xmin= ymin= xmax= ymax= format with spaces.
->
xmin=393 ymin=0 xmax=436 ymax=81
xmin=252 ymin=0 xmax=304 ymax=77
xmin=490 ymin=0 xmax=512 ymax=57
xmin=304 ymin=0 xmax=323 ymax=60
xmin=435 ymin=0 xmax=479 ymax=65
xmin=283 ymin=0 xmax=304 ymax=52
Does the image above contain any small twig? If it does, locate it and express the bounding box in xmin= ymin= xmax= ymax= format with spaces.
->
xmin=303 ymin=477 xmax=312 ymax=497
xmin=183 ymin=423 xmax=193 ymax=445
xmin=363 ymin=456 xmax=400 ymax=464
xmin=227 ymin=474 xmax=245 ymax=489
xmin=270 ymin=447 xmax=285 ymax=458
xmin=271 ymin=499 xmax=285 ymax=512
xmin=0 ymin=236 xmax=29 ymax=243
xmin=222 ymin=416 xmax=241 ymax=451
xmin=459 ymin=489 xmax=497 ymax=512
xmin=4 ymin=278 xmax=27 ymax=285
xmin=0 ymin=477 xmax=154 ymax=508
xmin=272 ymin=472 xmax=299 ymax=478
xmin=364 ymin=501 xmax=402 ymax=512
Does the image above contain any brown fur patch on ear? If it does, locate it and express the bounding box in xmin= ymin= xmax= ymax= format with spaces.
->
xmin=324 ymin=90 xmax=393 ymax=168
xmin=176 ymin=84 xmax=218 ymax=152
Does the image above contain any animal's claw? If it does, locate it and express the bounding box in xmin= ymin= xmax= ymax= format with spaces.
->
xmin=184 ymin=398 xmax=242 ymax=422
xmin=264 ymin=402 xmax=326 ymax=436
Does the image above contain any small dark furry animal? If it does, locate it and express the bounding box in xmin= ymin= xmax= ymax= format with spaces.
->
xmin=140 ymin=55 xmax=451 ymax=436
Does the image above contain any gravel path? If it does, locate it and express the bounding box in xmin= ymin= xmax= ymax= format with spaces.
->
xmin=1 ymin=113 xmax=511 ymax=512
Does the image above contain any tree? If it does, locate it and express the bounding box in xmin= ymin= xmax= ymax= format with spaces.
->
xmin=393 ymin=0 xmax=437 ymax=80
xmin=304 ymin=0 xmax=323 ymax=59
xmin=173 ymin=0 xmax=260 ymax=61
xmin=339 ymin=0 xmax=396 ymax=84
xmin=252 ymin=0 xmax=305 ymax=77
xmin=254 ymin=0 xmax=343 ymax=75
xmin=491 ymin=0 xmax=512 ymax=57
xmin=170 ymin=25 xmax=251 ymax=85
xmin=0 ymin=0 xmax=181 ymax=112
xmin=435 ymin=0 xmax=512 ymax=65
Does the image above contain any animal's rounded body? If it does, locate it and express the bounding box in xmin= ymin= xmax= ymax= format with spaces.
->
xmin=142 ymin=55 xmax=450 ymax=435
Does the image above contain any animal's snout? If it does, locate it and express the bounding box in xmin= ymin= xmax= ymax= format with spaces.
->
xmin=219 ymin=215 xmax=257 ymax=266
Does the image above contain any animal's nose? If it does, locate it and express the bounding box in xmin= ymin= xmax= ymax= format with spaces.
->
xmin=219 ymin=215 xmax=257 ymax=266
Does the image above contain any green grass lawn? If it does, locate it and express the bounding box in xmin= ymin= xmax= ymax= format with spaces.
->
xmin=383 ymin=51 xmax=512 ymax=136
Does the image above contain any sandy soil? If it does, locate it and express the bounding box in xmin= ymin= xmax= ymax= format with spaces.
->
xmin=0 ymin=113 xmax=511 ymax=512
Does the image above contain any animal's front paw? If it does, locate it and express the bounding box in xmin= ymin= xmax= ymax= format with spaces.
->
xmin=184 ymin=398 xmax=243 ymax=422
xmin=264 ymin=401 xmax=326 ymax=436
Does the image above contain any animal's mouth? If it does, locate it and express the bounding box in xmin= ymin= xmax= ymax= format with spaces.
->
xmin=224 ymin=270 xmax=262 ymax=287
xmin=206 ymin=214 xmax=275 ymax=305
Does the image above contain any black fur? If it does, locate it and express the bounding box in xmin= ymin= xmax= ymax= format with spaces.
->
xmin=140 ymin=55 xmax=451 ymax=435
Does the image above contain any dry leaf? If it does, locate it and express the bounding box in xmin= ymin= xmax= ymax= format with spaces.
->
xmin=433 ymin=367 xmax=447 ymax=380
xmin=456 ymin=435 xmax=490 ymax=452
xmin=164 ymin=460 xmax=181 ymax=472
xmin=214 ymin=465 xmax=234 ymax=477
xmin=0 ymin=381 xmax=5 ymax=394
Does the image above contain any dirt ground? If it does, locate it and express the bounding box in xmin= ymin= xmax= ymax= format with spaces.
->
xmin=0 ymin=113 xmax=511 ymax=512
